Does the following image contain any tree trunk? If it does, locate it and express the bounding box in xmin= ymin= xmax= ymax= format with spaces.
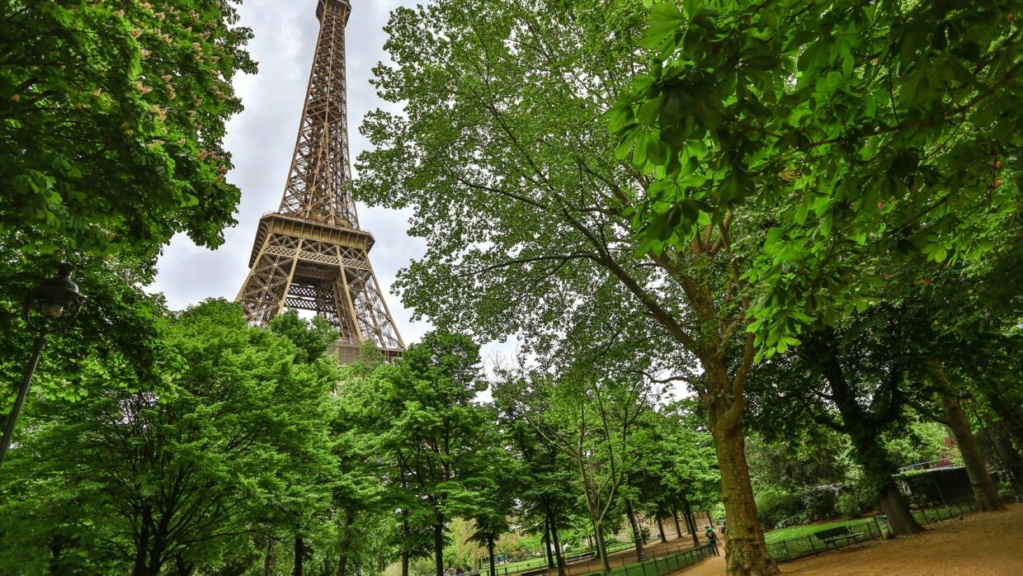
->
xmin=434 ymin=520 xmax=445 ymax=576
xmin=550 ymin=517 xmax=567 ymax=576
xmin=942 ymin=395 xmax=1004 ymax=511
xmin=878 ymin=478 xmax=922 ymax=535
xmin=294 ymin=531 xmax=304 ymax=576
xmin=704 ymin=365 xmax=779 ymax=576
xmin=987 ymin=416 xmax=1023 ymax=497
xmin=682 ymin=499 xmax=699 ymax=547
xmin=402 ymin=516 xmax=411 ymax=576
xmin=174 ymin=556 xmax=196 ymax=576
xmin=846 ymin=420 xmax=923 ymax=536
xmin=147 ymin=517 xmax=168 ymax=576
xmin=133 ymin=508 xmax=152 ymax=576
xmin=335 ymin=513 xmax=355 ymax=576
xmin=593 ymin=521 xmax=611 ymax=574
xmin=671 ymin=505 xmax=683 ymax=539
xmin=656 ymin=516 xmax=668 ymax=544
xmin=986 ymin=392 xmax=1023 ymax=455
xmin=543 ymin=518 xmax=555 ymax=569
xmin=488 ymin=536 xmax=497 ymax=576
xmin=264 ymin=533 xmax=275 ymax=576
xmin=625 ymin=499 xmax=645 ymax=561
xmin=812 ymin=334 xmax=923 ymax=537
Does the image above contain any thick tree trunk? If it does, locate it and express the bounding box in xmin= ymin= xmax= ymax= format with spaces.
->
xmin=294 ymin=531 xmax=304 ymax=576
xmin=877 ymin=477 xmax=921 ymax=535
xmin=625 ymin=499 xmax=646 ymax=561
xmin=671 ymin=505 xmax=683 ymax=539
xmin=133 ymin=509 xmax=151 ymax=576
xmin=987 ymin=392 xmax=1023 ymax=454
xmin=812 ymin=334 xmax=923 ymax=537
xmin=682 ymin=499 xmax=699 ymax=547
xmin=942 ymin=395 xmax=1003 ymax=511
xmin=550 ymin=517 xmax=567 ymax=576
xmin=147 ymin=520 xmax=168 ymax=576
xmin=988 ymin=416 xmax=1023 ymax=497
xmin=593 ymin=522 xmax=611 ymax=574
xmin=656 ymin=516 xmax=668 ymax=543
xmin=709 ymin=426 xmax=777 ymax=575
xmin=846 ymin=419 xmax=923 ymax=536
xmin=48 ymin=535 xmax=68 ymax=576
xmin=853 ymin=430 xmax=923 ymax=535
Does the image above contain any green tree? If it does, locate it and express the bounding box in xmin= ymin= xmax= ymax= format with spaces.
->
xmin=496 ymin=360 xmax=652 ymax=573
xmin=465 ymin=418 xmax=519 ymax=576
xmin=355 ymin=2 xmax=775 ymax=572
xmin=607 ymin=1 xmax=1023 ymax=570
xmin=0 ymin=300 xmax=338 ymax=576
xmin=1 ymin=0 xmax=256 ymax=452
xmin=747 ymin=313 xmax=927 ymax=535
xmin=628 ymin=402 xmax=719 ymax=545
xmin=0 ymin=0 xmax=254 ymax=262
xmin=494 ymin=389 xmax=579 ymax=576
xmin=377 ymin=331 xmax=491 ymax=576
xmin=331 ymin=348 xmax=412 ymax=576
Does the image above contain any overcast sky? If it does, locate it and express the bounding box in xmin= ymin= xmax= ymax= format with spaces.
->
xmin=152 ymin=0 xmax=450 ymax=349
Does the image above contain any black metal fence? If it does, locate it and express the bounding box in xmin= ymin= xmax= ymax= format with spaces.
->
xmin=577 ymin=544 xmax=714 ymax=576
xmin=482 ymin=543 xmax=634 ymax=576
xmin=767 ymin=500 xmax=977 ymax=563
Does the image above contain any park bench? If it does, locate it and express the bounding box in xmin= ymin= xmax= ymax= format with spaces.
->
xmin=813 ymin=526 xmax=865 ymax=550
xmin=564 ymin=551 xmax=596 ymax=564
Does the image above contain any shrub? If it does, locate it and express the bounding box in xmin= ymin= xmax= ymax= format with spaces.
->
xmin=800 ymin=485 xmax=841 ymax=520
xmin=835 ymin=482 xmax=876 ymax=517
xmin=755 ymin=489 xmax=804 ymax=529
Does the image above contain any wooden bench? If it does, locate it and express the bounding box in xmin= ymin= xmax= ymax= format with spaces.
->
xmin=813 ymin=526 xmax=864 ymax=550
xmin=563 ymin=551 xmax=596 ymax=564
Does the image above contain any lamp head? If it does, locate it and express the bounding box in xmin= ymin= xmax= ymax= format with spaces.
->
xmin=23 ymin=263 xmax=85 ymax=330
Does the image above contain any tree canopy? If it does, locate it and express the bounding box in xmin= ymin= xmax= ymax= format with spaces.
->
xmin=0 ymin=0 xmax=255 ymax=263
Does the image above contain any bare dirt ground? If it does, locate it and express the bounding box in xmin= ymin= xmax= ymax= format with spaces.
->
xmin=684 ymin=503 xmax=1023 ymax=576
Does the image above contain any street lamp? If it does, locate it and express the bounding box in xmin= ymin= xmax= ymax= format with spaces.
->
xmin=0 ymin=263 xmax=85 ymax=472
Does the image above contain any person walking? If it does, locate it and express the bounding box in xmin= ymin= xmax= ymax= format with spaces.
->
xmin=704 ymin=525 xmax=719 ymax=556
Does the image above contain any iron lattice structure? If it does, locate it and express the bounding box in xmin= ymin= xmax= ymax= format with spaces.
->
xmin=237 ymin=0 xmax=404 ymax=362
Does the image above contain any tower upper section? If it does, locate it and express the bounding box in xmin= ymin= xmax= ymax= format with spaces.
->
xmin=277 ymin=0 xmax=358 ymax=229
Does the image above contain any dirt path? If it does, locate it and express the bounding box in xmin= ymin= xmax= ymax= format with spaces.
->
xmin=677 ymin=504 xmax=1023 ymax=576
xmin=675 ymin=550 xmax=723 ymax=576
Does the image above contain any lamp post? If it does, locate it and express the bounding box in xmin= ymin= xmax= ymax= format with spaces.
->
xmin=0 ymin=263 xmax=84 ymax=472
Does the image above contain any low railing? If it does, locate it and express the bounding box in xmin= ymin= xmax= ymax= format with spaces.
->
xmin=767 ymin=500 xmax=977 ymax=563
xmin=583 ymin=544 xmax=714 ymax=576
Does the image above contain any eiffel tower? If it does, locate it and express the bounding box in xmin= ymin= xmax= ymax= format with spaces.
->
xmin=237 ymin=0 xmax=404 ymax=362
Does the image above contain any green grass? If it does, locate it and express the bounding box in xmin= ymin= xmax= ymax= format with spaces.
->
xmin=495 ymin=542 xmax=635 ymax=576
xmin=763 ymin=518 xmax=872 ymax=544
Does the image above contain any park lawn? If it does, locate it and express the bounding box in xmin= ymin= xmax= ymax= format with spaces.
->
xmin=497 ymin=543 xmax=635 ymax=575
xmin=495 ymin=556 xmax=548 ymax=574
xmin=763 ymin=518 xmax=869 ymax=545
